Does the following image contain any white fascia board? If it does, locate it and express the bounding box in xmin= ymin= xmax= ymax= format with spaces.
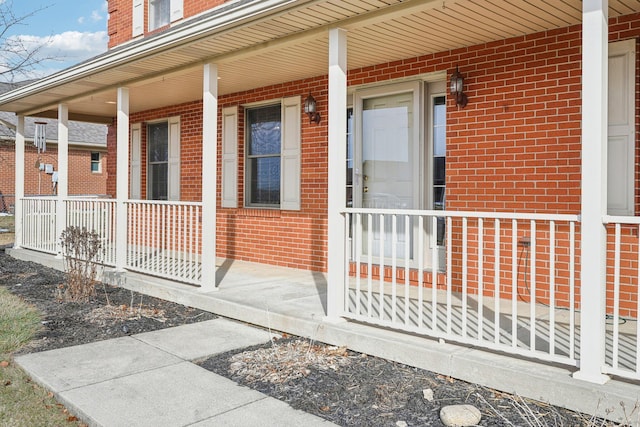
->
xmin=0 ymin=0 xmax=300 ymax=106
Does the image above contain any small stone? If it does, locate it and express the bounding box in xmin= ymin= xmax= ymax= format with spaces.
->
xmin=121 ymin=324 xmax=130 ymax=334
xmin=440 ymin=404 xmax=482 ymax=426
xmin=396 ymin=422 xmax=408 ymax=427
xmin=423 ymin=388 xmax=434 ymax=401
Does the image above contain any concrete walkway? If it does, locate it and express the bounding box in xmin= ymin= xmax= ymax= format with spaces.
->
xmin=16 ymin=318 xmax=337 ymax=427
xmin=9 ymin=248 xmax=640 ymax=425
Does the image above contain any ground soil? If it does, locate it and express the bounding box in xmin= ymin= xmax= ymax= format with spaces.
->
xmin=0 ymin=246 xmax=618 ymax=426
xmin=0 ymin=246 xmax=216 ymax=354
xmin=199 ymin=338 xmax=602 ymax=427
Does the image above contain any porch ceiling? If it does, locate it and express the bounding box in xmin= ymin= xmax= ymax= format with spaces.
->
xmin=1 ymin=0 xmax=638 ymax=123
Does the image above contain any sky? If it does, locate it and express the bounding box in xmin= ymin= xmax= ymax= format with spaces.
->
xmin=2 ymin=0 xmax=108 ymax=81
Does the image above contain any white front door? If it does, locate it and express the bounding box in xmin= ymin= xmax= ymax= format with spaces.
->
xmin=355 ymin=82 xmax=421 ymax=260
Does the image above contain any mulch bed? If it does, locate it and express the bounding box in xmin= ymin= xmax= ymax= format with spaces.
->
xmin=0 ymin=246 xmax=216 ymax=354
xmin=0 ymin=246 xmax=611 ymax=426
xmin=199 ymin=337 xmax=598 ymax=426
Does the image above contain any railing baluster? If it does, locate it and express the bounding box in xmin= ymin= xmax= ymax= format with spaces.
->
xmin=391 ymin=214 xmax=397 ymax=323
xmin=417 ymin=215 xmax=424 ymax=329
xmin=511 ymin=219 xmax=518 ymax=349
xmin=549 ymin=221 xmax=556 ymax=356
xmin=355 ymin=212 xmax=362 ymax=316
xmin=446 ymin=216 xmax=452 ymax=335
xmin=462 ymin=217 xmax=468 ymax=338
xmin=404 ymin=214 xmax=410 ymax=326
xmin=431 ymin=215 xmax=438 ymax=334
xmin=569 ymin=221 xmax=576 ymax=361
xmin=494 ymin=219 xmax=500 ymax=345
xmin=378 ymin=214 xmax=385 ymax=322
xmin=478 ymin=218 xmax=484 ymax=341
xmin=612 ymin=223 xmax=621 ymax=369
xmin=530 ymin=220 xmax=536 ymax=352
xmin=367 ymin=213 xmax=373 ymax=318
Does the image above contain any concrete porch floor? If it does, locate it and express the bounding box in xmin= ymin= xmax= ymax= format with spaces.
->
xmin=7 ymin=247 xmax=640 ymax=425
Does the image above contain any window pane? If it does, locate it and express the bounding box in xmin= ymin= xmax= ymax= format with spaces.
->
xmin=148 ymin=123 xmax=168 ymax=162
xmin=433 ymin=98 xmax=446 ymax=157
xmin=248 ymin=105 xmax=281 ymax=156
xmin=433 ymin=157 xmax=445 ymax=186
xmin=150 ymin=163 xmax=168 ymax=200
xmin=149 ymin=0 xmax=170 ymax=30
xmin=250 ymin=157 xmax=280 ymax=205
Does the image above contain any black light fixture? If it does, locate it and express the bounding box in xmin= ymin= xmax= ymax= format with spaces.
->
xmin=450 ymin=66 xmax=468 ymax=108
xmin=304 ymin=93 xmax=321 ymax=124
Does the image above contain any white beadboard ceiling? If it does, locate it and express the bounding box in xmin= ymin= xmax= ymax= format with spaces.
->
xmin=1 ymin=0 xmax=638 ymax=122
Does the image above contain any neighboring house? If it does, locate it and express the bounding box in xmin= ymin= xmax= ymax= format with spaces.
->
xmin=0 ymin=82 xmax=108 ymax=211
xmin=0 ymin=0 xmax=638 ymax=421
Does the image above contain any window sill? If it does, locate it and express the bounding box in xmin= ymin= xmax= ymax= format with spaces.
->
xmin=237 ymin=208 xmax=282 ymax=218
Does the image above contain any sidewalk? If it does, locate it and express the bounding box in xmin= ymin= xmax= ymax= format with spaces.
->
xmin=15 ymin=318 xmax=337 ymax=427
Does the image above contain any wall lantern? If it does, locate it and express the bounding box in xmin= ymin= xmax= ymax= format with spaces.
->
xmin=450 ymin=66 xmax=468 ymax=108
xmin=304 ymin=93 xmax=321 ymax=124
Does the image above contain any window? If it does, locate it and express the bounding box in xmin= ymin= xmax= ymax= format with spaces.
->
xmin=149 ymin=0 xmax=170 ymax=31
xmin=241 ymin=97 xmax=301 ymax=210
xmin=146 ymin=117 xmax=180 ymax=201
xmin=346 ymin=108 xmax=354 ymax=207
xmin=148 ymin=122 xmax=169 ymax=200
xmin=246 ymin=104 xmax=282 ymax=206
xmin=90 ymin=152 xmax=101 ymax=173
xmin=432 ymin=96 xmax=446 ymax=246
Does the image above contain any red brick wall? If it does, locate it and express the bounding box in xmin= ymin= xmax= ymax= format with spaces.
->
xmin=104 ymin=14 xmax=640 ymax=316
xmin=107 ymin=0 xmax=229 ymax=48
xmin=0 ymin=142 xmax=108 ymax=199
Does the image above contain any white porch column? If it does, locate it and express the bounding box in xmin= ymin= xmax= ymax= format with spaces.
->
xmin=325 ymin=28 xmax=348 ymax=321
xmin=201 ymin=62 xmax=218 ymax=291
xmin=115 ymin=87 xmax=130 ymax=271
xmin=56 ymin=104 xmax=69 ymax=257
xmin=574 ymin=0 xmax=610 ymax=384
xmin=13 ymin=115 xmax=24 ymax=249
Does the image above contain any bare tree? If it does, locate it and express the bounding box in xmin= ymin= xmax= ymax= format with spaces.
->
xmin=0 ymin=1 xmax=54 ymax=82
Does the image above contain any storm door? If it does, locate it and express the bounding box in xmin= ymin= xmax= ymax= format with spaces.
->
xmin=354 ymin=82 xmax=421 ymax=261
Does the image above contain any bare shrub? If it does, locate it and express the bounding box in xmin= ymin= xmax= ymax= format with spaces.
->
xmin=59 ymin=226 xmax=102 ymax=302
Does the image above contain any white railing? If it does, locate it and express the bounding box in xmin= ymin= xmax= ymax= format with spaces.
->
xmin=342 ymin=208 xmax=580 ymax=367
xmin=21 ymin=197 xmax=58 ymax=254
xmin=126 ymin=200 xmax=202 ymax=285
xmin=602 ymin=215 xmax=640 ymax=380
xmin=65 ymin=199 xmax=117 ymax=266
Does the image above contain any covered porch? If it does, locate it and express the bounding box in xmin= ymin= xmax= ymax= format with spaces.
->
xmin=2 ymin=0 xmax=640 ymax=423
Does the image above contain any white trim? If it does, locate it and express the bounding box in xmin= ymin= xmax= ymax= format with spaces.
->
xmin=116 ymin=87 xmax=130 ymax=271
xmin=326 ymin=27 xmax=348 ymax=321
xmin=607 ymin=38 xmax=636 ymax=216
xmin=201 ymin=62 xmax=218 ymax=291
xmin=281 ymin=95 xmax=301 ymax=211
xmin=130 ymin=123 xmax=142 ymax=199
xmin=132 ymin=0 xmax=144 ymax=37
xmin=0 ymin=0 xmax=300 ymax=108
xmin=221 ymin=105 xmax=238 ymax=208
xmin=13 ymin=115 xmax=24 ymax=249
xmin=575 ymin=0 xmax=610 ymax=385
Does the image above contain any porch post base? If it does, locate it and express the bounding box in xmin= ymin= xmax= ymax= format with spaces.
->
xmin=572 ymin=371 xmax=610 ymax=385
xmin=199 ymin=285 xmax=219 ymax=293
xmin=322 ymin=315 xmax=347 ymax=324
